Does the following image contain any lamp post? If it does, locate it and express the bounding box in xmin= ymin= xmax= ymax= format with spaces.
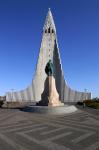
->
xmin=11 ymin=89 xmax=14 ymax=102
xmin=84 ymin=89 xmax=87 ymax=100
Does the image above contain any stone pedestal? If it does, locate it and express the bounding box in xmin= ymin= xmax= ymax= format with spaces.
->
xmin=37 ymin=76 xmax=64 ymax=106
xmin=48 ymin=76 xmax=64 ymax=106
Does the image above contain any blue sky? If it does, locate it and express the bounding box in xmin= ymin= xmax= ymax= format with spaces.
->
xmin=0 ymin=0 xmax=99 ymax=97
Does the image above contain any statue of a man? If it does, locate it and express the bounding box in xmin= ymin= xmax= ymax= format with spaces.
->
xmin=45 ymin=60 xmax=54 ymax=76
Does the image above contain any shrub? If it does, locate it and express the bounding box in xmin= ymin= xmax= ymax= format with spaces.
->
xmin=0 ymin=101 xmax=4 ymax=107
xmin=77 ymin=101 xmax=83 ymax=105
xmin=83 ymin=99 xmax=99 ymax=109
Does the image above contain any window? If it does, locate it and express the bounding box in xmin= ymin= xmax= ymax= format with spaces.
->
xmin=48 ymin=27 xmax=50 ymax=33
xmin=45 ymin=29 xmax=47 ymax=33
xmin=52 ymin=29 xmax=54 ymax=33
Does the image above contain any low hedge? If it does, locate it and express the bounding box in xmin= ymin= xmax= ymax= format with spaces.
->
xmin=87 ymin=102 xmax=99 ymax=109
xmin=0 ymin=101 xmax=4 ymax=107
xmin=77 ymin=100 xmax=99 ymax=109
xmin=83 ymin=100 xmax=99 ymax=109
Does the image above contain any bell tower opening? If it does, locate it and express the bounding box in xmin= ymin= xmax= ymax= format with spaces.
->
xmin=45 ymin=29 xmax=47 ymax=33
xmin=48 ymin=27 xmax=50 ymax=33
xmin=52 ymin=29 xmax=54 ymax=33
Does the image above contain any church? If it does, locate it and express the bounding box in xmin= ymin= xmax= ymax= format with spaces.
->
xmin=6 ymin=9 xmax=91 ymax=102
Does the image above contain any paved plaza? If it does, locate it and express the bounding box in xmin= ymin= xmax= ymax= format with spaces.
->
xmin=0 ymin=107 xmax=99 ymax=150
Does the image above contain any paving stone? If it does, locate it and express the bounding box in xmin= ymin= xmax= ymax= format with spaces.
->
xmin=0 ymin=108 xmax=99 ymax=150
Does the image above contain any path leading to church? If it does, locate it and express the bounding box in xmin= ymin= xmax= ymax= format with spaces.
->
xmin=0 ymin=107 xmax=99 ymax=150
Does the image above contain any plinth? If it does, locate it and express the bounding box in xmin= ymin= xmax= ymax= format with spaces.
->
xmin=37 ymin=76 xmax=64 ymax=106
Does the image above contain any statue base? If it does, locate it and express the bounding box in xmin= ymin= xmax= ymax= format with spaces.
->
xmin=21 ymin=105 xmax=78 ymax=114
xmin=37 ymin=76 xmax=64 ymax=107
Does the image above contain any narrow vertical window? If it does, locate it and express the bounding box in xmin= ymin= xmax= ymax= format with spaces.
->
xmin=52 ymin=29 xmax=54 ymax=33
xmin=48 ymin=27 xmax=50 ymax=33
xmin=45 ymin=29 xmax=47 ymax=33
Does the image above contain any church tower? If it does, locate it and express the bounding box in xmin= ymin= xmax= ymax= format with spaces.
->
xmin=33 ymin=8 xmax=65 ymax=101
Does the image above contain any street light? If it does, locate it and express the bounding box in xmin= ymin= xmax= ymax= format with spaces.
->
xmin=11 ymin=89 xmax=15 ymax=102
xmin=84 ymin=89 xmax=87 ymax=100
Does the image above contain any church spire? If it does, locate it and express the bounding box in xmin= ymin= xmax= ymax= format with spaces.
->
xmin=43 ymin=8 xmax=56 ymax=33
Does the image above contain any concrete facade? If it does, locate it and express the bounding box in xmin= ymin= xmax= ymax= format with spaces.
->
xmin=6 ymin=9 xmax=91 ymax=102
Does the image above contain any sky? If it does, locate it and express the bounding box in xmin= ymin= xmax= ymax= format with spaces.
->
xmin=0 ymin=0 xmax=99 ymax=98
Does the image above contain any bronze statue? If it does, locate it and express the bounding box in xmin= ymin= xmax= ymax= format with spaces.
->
xmin=45 ymin=60 xmax=54 ymax=76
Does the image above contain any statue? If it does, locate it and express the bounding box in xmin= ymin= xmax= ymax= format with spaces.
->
xmin=37 ymin=59 xmax=64 ymax=106
xmin=45 ymin=60 xmax=54 ymax=76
